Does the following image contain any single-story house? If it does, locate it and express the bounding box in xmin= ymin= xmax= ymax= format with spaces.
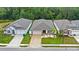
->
xmin=29 ymin=19 xmax=53 ymax=35
xmin=54 ymin=20 xmax=70 ymax=34
xmin=67 ymin=20 xmax=79 ymax=36
xmin=4 ymin=18 xmax=32 ymax=35
xmin=54 ymin=20 xmax=79 ymax=36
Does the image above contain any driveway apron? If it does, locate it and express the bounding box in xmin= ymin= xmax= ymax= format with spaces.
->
xmin=6 ymin=35 xmax=23 ymax=48
xmin=29 ymin=34 xmax=41 ymax=48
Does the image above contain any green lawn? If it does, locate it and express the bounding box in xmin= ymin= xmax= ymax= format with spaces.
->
xmin=0 ymin=20 xmax=13 ymax=44
xmin=21 ymin=34 xmax=31 ymax=44
xmin=42 ymin=36 xmax=79 ymax=44
xmin=0 ymin=31 xmax=13 ymax=44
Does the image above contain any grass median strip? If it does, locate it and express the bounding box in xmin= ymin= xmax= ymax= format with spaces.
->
xmin=21 ymin=34 xmax=31 ymax=44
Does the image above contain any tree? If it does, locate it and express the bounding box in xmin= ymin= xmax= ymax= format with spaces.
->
xmin=0 ymin=8 xmax=7 ymax=19
xmin=0 ymin=7 xmax=79 ymax=20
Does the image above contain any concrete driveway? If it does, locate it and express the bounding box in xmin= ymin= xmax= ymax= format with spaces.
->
xmin=6 ymin=35 xmax=23 ymax=48
xmin=74 ymin=36 xmax=79 ymax=42
xmin=29 ymin=34 xmax=41 ymax=48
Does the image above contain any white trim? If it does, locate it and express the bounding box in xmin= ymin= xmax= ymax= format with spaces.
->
xmin=24 ymin=22 xmax=32 ymax=34
xmin=54 ymin=22 xmax=60 ymax=33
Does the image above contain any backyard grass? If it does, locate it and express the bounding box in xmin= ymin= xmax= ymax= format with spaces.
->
xmin=42 ymin=36 xmax=79 ymax=44
xmin=21 ymin=34 xmax=31 ymax=44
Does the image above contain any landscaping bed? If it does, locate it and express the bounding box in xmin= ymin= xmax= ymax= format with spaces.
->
xmin=21 ymin=34 xmax=31 ymax=44
xmin=42 ymin=36 xmax=79 ymax=44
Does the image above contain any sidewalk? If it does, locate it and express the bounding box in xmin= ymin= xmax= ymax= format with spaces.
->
xmin=74 ymin=36 xmax=79 ymax=42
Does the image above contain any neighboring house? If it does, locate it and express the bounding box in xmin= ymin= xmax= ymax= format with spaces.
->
xmin=4 ymin=18 xmax=32 ymax=35
xmin=67 ymin=20 xmax=79 ymax=36
xmin=29 ymin=19 xmax=53 ymax=35
xmin=54 ymin=20 xmax=70 ymax=35
xmin=54 ymin=20 xmax=79 ymax=36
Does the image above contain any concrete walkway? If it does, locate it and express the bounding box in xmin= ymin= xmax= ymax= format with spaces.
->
xmin=74 ymin=36 xmax=79 ymax=42
xmin=29 ymin=34 xmax=41 ymax=48
xmin=6 ymin=35 xmax=23 ymax=48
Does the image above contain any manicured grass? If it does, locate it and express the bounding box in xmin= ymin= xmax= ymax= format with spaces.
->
xmin=0 ymin=31 xmax=13 ymax=44
xmin=64 ymin=37 xmax=78 ymax=44
xmin=0 ymin=20 xmax=13 ymax=44
xmin=42 ymin=37 xmax=63 ymax=44
xmin=21 ymin=34 xmax=31 ymax=44
xmin=42 ymin=36 xmax=79 ymax=44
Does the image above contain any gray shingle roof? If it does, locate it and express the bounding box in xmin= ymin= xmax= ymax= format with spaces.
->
xmin=54 ymin=20 xmax=79 ymax=30
xmin=30 ymin=19 xmax=53 ymax=31
xmin=5 ymin=18 xmax=32 ymax=30
xmin=54 ymin=20 xmax=70 ymax=30
xmin=67 ymin=20 xmax=79 ymax=30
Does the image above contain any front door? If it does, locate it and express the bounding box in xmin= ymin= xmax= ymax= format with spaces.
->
xmin=42 ymin=30 xmax=46 ymax=34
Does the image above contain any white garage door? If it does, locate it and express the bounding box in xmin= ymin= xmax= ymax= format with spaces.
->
xmin=72 ymin=31 xmax=79 ymax=36
xmin=33 ymin=31 xmax=42 ymax=34
xmin=16 ymin=30 xmax=25 ymax=34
